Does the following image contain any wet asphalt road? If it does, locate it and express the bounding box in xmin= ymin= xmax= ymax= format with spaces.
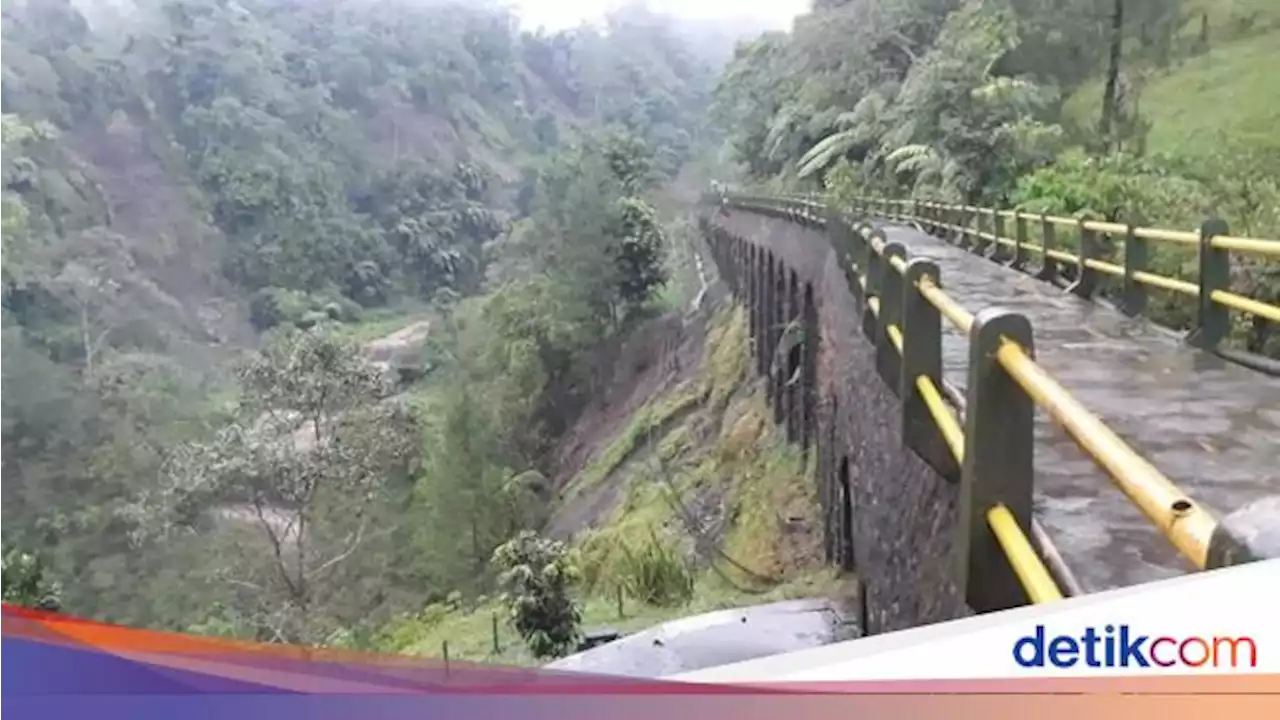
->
xmin=880 ymin=223 xmax=1280 ymax=591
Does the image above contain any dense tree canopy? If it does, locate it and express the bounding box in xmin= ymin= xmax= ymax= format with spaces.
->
xmin=0 ymin=0 xmax=717 ymax=633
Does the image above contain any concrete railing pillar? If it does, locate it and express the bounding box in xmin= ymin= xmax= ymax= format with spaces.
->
xmin=875 ymin=242 xmax=908 ymax=394
xmin=1121 ymin=221 xmax=1148 ymax=317
xmin=1189 ymin=218 xmax=1231 ymax=350
xmin=1207 ymin=496 xmax=1280 ymax=567
xmin=957 ymin=308 xmax=1037 ymax=614
xmin=1070 ymin=218 xmax=1102 ymax=299
xmin=900 ymin=259 xmax=961 ymax=484
xmin=1036 ymin=214 xmax=1059 ymax=284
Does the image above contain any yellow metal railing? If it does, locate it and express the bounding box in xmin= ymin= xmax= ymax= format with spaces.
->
xmin=987 ymin=504 xmax=1064 ymax=604
xmin=993 ymin=339 xmax=1218 ymax=568
xmin=859 ymin=196 xmax=1280 ymax=354
xmin=859 ymin=214 xmax=1220 ymax=587
xmin=706 ymin=191 xmax=1263 ymax=613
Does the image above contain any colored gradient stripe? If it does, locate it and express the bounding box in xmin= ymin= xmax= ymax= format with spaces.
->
xmin=4 ymin=603 xmax=1278 ymax=720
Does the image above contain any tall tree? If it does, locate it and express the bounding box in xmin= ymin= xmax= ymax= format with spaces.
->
xmin=1098 ymin=0 xmax=1125 ymax=150
xmin=147 ymin=329 xmax=420 ymax=642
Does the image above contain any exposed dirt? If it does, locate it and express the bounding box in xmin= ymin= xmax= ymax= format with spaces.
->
xmin=363 ymin=319 xmax=433 ymax=378
xmin=549 ymin=311 xmax=708 ymax=496
xmin=72 ymin=115 xmax=255 ymax=361
xmin=364 ymin=320 xmax=433 ymax=361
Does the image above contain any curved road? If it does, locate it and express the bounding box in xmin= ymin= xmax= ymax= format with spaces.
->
xmin=878 ymin=222 xmax=1280 ymax=591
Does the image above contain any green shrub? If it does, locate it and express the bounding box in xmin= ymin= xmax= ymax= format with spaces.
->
xmin=493 ymin=531 xmax=582 ymax=659
xmin=1 ymin=542 xmax=61 ymax=610
xmin=617 ymin=531 xmax=694 ymax=608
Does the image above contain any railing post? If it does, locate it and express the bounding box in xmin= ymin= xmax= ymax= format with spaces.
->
xmin=828 ymin=210 xmax=856 ymax=276
xmin=855 ymin=222 xmax=874 ymax=283
xmin=876 ymin=242 xmax=908 ymax=394
xmin=1036 ymin=214 xmax=1059 ymax=284
xmin=1070 ymin=218 xmax=1101 ymax=299
xmin=977 ymin=207 xmax=998 ymax=257
xmin=1121 ymin=222 xmax=1147 ymax=317
xmin=862 ymin=230 xmax=886 ymax=340
xmin=1188 ymin=218 xmax=1231 ymax=350
xmin=900 ymin=259 xmax=960 ymax=484
xmin=1207 ymin=496 xmax=1280 ymax=568
xmin=966 ymin=208 xmax=985 ymax=254
xmin=991 ymin=210 xmax=1009 ymax=263
xmin=1010 ymin=210 xmax=1028 ymax=270
xmin=958 ymin=308 xmax=1036 ymax=613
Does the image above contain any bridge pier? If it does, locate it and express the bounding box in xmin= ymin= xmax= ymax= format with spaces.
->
xmin=706 ymin=201 xmax=972 ymax=635
xmin=771 ymin=260 xmax=788 ymax=426
xmin=785 ymin=269 xmax=800 ymax=444
xmin=801 ymin=283 xmax=818 ymax=452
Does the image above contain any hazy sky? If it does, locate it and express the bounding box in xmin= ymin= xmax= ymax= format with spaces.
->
xmin=506 ymin=0 xmax=810 ymax=31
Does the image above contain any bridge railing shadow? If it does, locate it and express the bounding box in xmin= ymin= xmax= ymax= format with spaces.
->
xmin=702 ymin=191 xmax=1269 ymax=617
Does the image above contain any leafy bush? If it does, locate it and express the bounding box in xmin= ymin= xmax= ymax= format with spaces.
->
xmin=1 ymin=542 xmax=61 ymax=610
xmin=492 ymin=531 xmax=582 ymax=659
xmin=1011 ymin=149 xmax=1212 ymax=225
xmin=248 ymin=288 xmax=363 ymax=330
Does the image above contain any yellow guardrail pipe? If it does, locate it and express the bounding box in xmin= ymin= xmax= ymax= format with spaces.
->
xmin=886 ymin=323 xmax=905 ymax=353
xmin=917 ymin=277 xmax=975 ymax=333
xmin=987 ymin=504 xmax=1065 ymax=604
xmin=916 ymin=375 xmax=965 ymax=463
xmin=993 ymin=340 xmax=1218 ymax=569
xmin=871 ymin=195 xmax=1280 ymax=321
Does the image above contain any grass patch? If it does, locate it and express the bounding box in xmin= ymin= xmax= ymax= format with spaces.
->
xmin=719 ymin=425 xmax=816 ymax=585
xmin=384 ymin=564 xmax=845 ymax=667
xmin=334 ymin=303 xmax=434 ymax=344
xmin=614 ymin=531 xmax=696 ymax=607
xmin=1064 ymin=29 xmax=1280 ymax=160
xmin=705 ymin=305 xmax=750 ymax=409
xmin=1140 ymin=32 xmax=1280 ymax=159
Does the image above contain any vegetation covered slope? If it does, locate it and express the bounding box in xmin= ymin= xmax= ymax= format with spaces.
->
xmin=713 ymin=0 xmax=1279 ymax=354
xmin=372 ymin=304 xmax=841 ymax=665
xmin=1 ymin=0 xmax=742 ymax=644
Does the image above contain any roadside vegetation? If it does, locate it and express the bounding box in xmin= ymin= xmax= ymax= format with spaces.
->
xmin=713 ymin=0 xmax=1279 ymax=355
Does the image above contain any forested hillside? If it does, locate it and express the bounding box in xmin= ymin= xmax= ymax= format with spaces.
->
xmin=5 ymin=0 xmax=1276 ymax=665
xmin=1 ymin=0 xmax=731 ymax=644
xmin=714 ymin=0 xmax=1279 ymax=353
